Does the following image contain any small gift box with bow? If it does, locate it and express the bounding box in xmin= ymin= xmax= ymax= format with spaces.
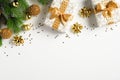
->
xmin=44 ymin=0 xmax=74 ymax=32
xmin=91 ymin=0 xmax=120 ymax=27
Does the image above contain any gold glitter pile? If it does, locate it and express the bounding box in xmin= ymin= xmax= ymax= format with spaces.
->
xmin=79 ymin=7 xmax=92 ymax=18
xmin=71 ymin=22 xmax=83 ymax=34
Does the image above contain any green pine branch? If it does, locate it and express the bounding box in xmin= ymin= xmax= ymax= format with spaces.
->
xmin=0 ymin=0 xmax=29 ymax=46
xmin=11 ymin=0 xmax=29 ymax=19
xmin=0 ymin=36 xmax=2 ymax=46
xmin=7 ymin=17 xmax=22 ymax=33
xmin=38 ymin=0 xmax=52 ymax=5
xmin=0 ymin=0 xmax=29 ymax=33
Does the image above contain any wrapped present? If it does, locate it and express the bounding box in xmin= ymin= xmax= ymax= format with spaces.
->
xmin=91 ymin=0 xmax=120 ymax=27
xmin=44 ymin=0 xmax=74 ymax=32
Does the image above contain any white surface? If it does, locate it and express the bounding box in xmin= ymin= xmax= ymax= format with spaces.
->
xmin=0 ymin=0 xmax=120 ymax=80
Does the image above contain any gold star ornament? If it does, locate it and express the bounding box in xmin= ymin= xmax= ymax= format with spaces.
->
xmin=71 ymin=22 xmax=83 ymax=34
xmin=13 ymin=35 xmax=24 ymax=46
xmin=79 ymin=7 xmax=92 ymax=18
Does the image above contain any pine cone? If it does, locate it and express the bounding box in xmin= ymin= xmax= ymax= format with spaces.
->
xmin=0 ymin=28 xmax=12 ymax=39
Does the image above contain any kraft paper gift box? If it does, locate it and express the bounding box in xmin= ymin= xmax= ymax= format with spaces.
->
xmin=44 ymin=0 xmax=74 ymax=32
xmin=91 ymin=0 xmax=120 ymax=27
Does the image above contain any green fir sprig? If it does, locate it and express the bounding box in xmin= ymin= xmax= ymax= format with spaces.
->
xmin=0 ymin=0 xmax=29 ymax=46
xmin=38 ymin=0 xmax=52 ymax=5
xmin=0 ymin=0 xmax=29 ymax=33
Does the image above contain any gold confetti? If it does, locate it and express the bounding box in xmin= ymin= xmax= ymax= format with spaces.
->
xmin=79 ymin=7 xmax=92 ymax=18
xmin=71 ymin=22 xmax=83 ymax=34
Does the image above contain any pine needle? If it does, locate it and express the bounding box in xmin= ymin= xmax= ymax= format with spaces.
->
xmin=7 ymin=17 xmax=22 ymax=33
xmin=0 ymin=0 xmax=29 ymax=46
xmin=1 ymin=0 xmax=29 ymax=33
xmin=0 ymin=36 xmax=2 ymax=46
xmin=38 ymin=0 xmax=51 ymax=5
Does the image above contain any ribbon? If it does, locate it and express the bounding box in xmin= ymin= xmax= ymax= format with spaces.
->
xmin=49 ymin=0 xmax=72 ymax=30
xmin=95 ymin=1 xmax=118 ymax=24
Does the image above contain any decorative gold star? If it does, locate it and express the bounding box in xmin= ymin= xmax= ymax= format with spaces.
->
xmin=13 ymin=35 xmax=24 ymax=46
xmin=79 ymin=7 xmax=92 ymax=18
xmin=71 ymin=22 xmax=83 ymax=34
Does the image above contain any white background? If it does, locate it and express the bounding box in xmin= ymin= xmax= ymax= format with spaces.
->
xmin=0 ymin=0 xmax=120 ymax=80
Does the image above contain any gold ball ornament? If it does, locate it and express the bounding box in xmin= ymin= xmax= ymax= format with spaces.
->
xmin=22 ymin=24 xmax=31 ymax=31
xmin=0 ymin=28 xmax=12 ymax=39
xmin=26 ymin=13 xmax=32 ymax=20
xmin=28 ymin=4 xmax=40 ymax=16
xmin=12 ymin=1 xmax=19 ymax=8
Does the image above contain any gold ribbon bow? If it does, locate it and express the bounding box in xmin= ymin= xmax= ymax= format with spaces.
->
xmin=103 ymin=1 xmax=118 ymax=18
xmin=49 ymin=0 xmax=72 ymax=30
xmin=95 ymin=1 xmax=118 ymax=24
